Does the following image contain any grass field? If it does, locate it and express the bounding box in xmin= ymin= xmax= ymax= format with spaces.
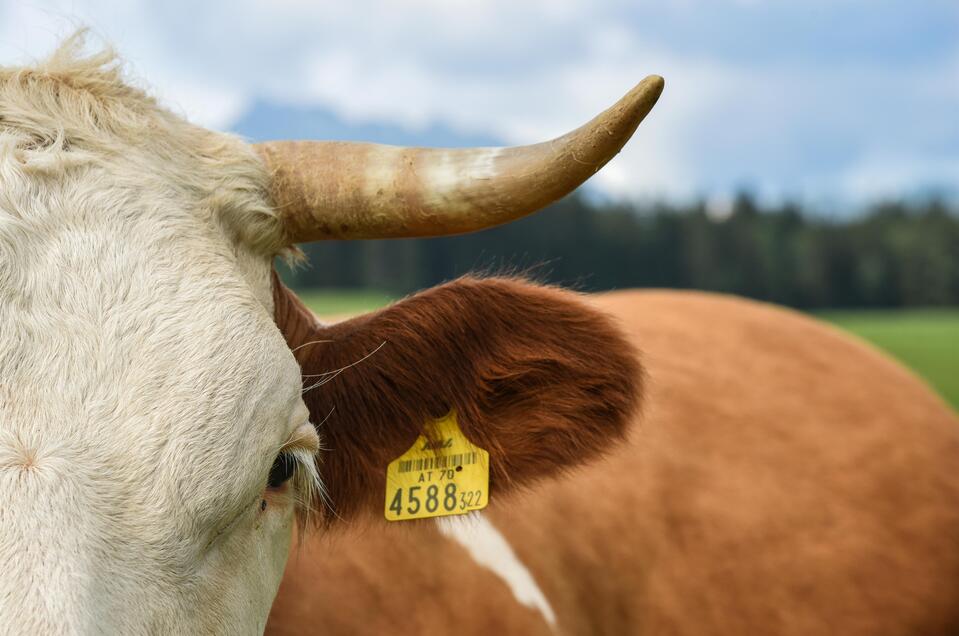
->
xmin=297 ymin=289 xmax=395 ymax=316
xmin=301 ymin=290 xmax=957 ymax=410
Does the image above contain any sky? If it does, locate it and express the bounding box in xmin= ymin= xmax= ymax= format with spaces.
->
xmin=1 ymin=0 xmax=957 ymax=210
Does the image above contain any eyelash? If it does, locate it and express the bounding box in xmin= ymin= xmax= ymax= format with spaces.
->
xmin=262 ymin=438 xmax=322 ymax=523
xmin=267 ymin=452 xmax=297 ymax=489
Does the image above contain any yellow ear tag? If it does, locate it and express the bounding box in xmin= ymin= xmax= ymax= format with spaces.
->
xmin=385 ymin=411 xmax=490 ymax=521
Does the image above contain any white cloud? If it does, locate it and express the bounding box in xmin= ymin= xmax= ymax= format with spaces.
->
xmin=840 ymin=155 xmax=959 ymax=202
xmin=1 ymin=0 xmax=956 ymax=205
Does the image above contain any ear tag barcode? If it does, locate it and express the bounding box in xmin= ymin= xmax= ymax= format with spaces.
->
xmin=385 ymin=411 xmax=489 ymax=521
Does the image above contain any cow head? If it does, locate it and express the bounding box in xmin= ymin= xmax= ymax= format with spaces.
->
xmin=0 ymin=34 xmax=661 ymax=634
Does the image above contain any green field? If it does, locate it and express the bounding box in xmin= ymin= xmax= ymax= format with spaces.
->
xmin=301 ymin=290 xmax=957 ymax=410
xmin=297 ymin=289 xmax=394 ymax=316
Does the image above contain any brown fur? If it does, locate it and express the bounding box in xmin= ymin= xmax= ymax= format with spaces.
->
xmin=268 ymin=287 xmax=959 ymax=635
xmin=269 ymin=523 xmax=556 ymax=636
xmin=272 ymin=271 xmax=644 ymax=523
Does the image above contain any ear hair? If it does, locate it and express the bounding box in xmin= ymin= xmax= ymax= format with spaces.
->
xmin=272 ymin=271 xmax=644 ymax=525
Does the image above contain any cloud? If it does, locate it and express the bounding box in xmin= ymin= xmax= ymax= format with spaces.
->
xmin=1 ymin=0 xmax=956 ymax=205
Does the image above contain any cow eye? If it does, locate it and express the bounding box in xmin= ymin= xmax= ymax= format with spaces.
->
xmin=267 ymin=452 xmax=296 ymax=489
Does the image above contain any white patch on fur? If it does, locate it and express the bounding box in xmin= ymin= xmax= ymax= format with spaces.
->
xmin=437 ymin=513 xmax=557 ymax=628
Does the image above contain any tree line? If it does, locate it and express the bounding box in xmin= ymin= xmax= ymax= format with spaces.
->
xmin=280 ymin=194 xmax=959 ymax=309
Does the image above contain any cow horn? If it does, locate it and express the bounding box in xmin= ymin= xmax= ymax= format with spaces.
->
xmin=255 ymin=75 xmax=664 ymax=242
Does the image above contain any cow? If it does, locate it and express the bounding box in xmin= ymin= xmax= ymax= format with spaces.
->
xmin=1 ymin=33 xmax=958 ymax=635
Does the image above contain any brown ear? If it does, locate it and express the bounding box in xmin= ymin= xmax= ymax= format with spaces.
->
xmin=272 ymin=271 xmax=644 ymax=524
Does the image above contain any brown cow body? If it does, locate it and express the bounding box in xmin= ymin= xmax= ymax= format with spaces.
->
xmin=268 ymin=290 xmax=959 ymax=635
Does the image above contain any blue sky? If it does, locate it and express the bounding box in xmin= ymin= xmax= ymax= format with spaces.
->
xmin=1 ymin=0 xmax=956 ymax=209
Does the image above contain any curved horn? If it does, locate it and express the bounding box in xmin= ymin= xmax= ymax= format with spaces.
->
xmin=255 ymin=75 xmax=664 ymax=242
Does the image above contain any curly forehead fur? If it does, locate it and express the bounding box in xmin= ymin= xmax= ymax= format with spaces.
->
xmin=0 ymin=30 xmax=282 ymax=253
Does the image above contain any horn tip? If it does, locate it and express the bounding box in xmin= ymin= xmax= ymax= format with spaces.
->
xmin=645 ymin=74 xmax=666 ymax=89
xmin=607 ymin=75 xmax=664 ymax=127
xmin=636 ymin=74 xmax=665 ymax=102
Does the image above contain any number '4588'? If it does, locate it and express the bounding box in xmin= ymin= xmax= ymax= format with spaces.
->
xmin=388 ymin=483 xmax=483 ymax=517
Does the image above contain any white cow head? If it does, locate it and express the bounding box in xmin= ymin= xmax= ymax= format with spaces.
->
xmin=0 ymin=34 xmax=660 ymax=634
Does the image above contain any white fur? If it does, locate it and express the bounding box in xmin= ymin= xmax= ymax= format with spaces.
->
xmin=0 ymin=34 xmax=306 ymax=634
xmin=437 ymin=513 xmax=557 ymax=628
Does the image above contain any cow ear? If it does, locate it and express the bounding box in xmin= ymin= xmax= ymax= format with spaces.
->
xmin=272 ymin=271 xmax=644 ymax=525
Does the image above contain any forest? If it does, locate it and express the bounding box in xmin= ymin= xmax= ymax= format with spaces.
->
xmin=280 ymin=194 xmax=959 ymax=309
